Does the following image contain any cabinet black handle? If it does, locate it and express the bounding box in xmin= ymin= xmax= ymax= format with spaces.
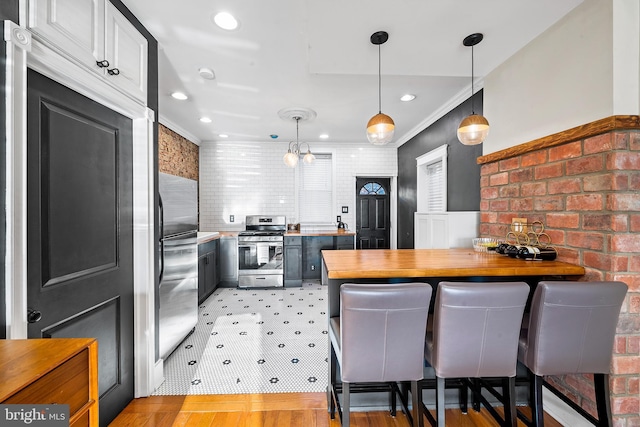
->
xmin=96 ymin=59 xmax=110 ymax=68
xmin=107 ymin=68 xmax=120 ymax=76
xmin=27 ymin=308 xmax=42 ymax=323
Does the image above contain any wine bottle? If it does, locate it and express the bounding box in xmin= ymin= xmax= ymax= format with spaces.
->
xmin=516 ymin=246 xmax=557 ymax=261
xmin=496 ymin=243 xmax=510 ymax=255
xmin=505 ymin=245 xmax=521 ymax=258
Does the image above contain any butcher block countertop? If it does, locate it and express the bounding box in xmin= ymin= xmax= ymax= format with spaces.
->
xmin=321 ymin=248 xmax=585 ymax=280
xmin=285 ymin=229 xmax=355 ymax=237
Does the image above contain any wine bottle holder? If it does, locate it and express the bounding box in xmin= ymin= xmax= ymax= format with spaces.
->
xmin=499 ymin=220 xmax=557 ymax=260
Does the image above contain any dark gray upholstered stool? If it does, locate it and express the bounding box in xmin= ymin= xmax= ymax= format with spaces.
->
xmin=329 ymin=282 xmax=432 ymax=427
xmin=517 ymin=281 xmax=628 ymax=427
xmin=423 ymin=281 xmax=529 ymax=427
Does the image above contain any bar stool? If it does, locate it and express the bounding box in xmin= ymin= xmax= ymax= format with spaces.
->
xmin=517 ymin=280 xmax=628 ymax=427
xmin=423 ymin=281 xmax=529 ymax=427
xmin=329 ymin=282 xmax=432 ymax=427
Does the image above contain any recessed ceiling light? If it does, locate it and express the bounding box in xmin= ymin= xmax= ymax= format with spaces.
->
xmin=219 ymin=134 xmax=229 ymax=138
xmin=171 ymin=92 xmax=188 ymax=100
xmin=200 ymin=117 xmax=212 ymax=123
xmin=400 ymin=94 xmax=416 ymax=102
xmin=213 ymin=12 xmax=238 ymax=30
xmin=319 ymin=134 xmax=329 ymax=139
xmin=198 ymin=68 xmax=215 ymax=80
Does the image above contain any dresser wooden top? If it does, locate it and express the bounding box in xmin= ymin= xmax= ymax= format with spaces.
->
xmin=0 ymin=338 xmax=97 ymax=401
xmin=321 ymin=248 xmax=585 ymax=279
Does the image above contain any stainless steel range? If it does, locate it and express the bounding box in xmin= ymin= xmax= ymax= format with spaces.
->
xmin=238 ymin=215 xmax=286 ymax=288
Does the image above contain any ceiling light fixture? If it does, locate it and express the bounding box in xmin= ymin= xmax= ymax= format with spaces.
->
xmin=171 ymin=91 xmax=188 ymax=100
xmin=199 ymin=117 xmax=212 ymax=123
xmin=457 ymin=33 xmax=490 ymax=146
xmin=366 ymin=31 xmax=394 ymax=145
xmin=283 ymin=116 xmax=314 ymax=168
xmin=319 ymin=134 xmax=329 ymax=139
xmin=219 ymin=134 xmax=229 ymax=138
xmin=198 ymin=67 xmax=215 ymax=80
xmin=213 ymin=12 xmax=238 ymax=30
xmin=400 ymin=94 xmax=416 ymax=102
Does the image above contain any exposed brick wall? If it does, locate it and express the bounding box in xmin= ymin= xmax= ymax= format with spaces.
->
xmin=158 ymin=124 xmax=199 ymax=181
xmin=479 ymin=128 xmax=640 ymax=426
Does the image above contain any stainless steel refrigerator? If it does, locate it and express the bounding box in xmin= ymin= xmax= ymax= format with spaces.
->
xmin=158 ymin=172 xmax=198 ymax=360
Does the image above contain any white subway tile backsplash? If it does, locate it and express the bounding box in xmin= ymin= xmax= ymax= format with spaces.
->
xmin=199 ymin=141 xmax=397 ymax=231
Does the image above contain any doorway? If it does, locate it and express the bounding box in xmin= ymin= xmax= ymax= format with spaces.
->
xmin=355 ymin=177 xmax=391 ymax=249
xmin=27 ymin=69 xmax=134 ymax=426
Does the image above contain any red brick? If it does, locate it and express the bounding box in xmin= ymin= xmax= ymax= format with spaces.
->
xmin=480 ymin=176 xmax=489 ymax=188
xmin=497 ymin=213 xmax=516 ymax=225
xmin=480 ymin=212 xmax=497 ymax=223
xmin=499 ymin=185 xmax=520 ymax=198
xmin=479 ymin=200 xmax=489 ymax=211
xmin=584 ymin=133 xmax=615 ymax=154
xmin=630 ymin=255 xmax=640 ymax=272
xmin=483 ymin=223 xmax=504 ymax=237
xmin=534 ymin=196 xmax=565 ymax=211
xmin=631 ymin=132 xmax=640 ymax=150
xmin=583 ymin=251 xmax=628 ymax=271
xmin=547 ymin=213 xmax=580 ymax=229
xmin=614 ymin=132 xmax=630 ymax=150
xmin=566 ymin=194 xmax=604 ymax=211
xmin=510 ymin=198 xmax=533 ymax=212
xmin=489 ymin=172 xmax=509 ymax=186
xmin=611 ymin=376 xmax=627 ymax=394
xmin=521 ymin=182 xmax=546 ymax=197
xmin=489 ymin=200 xmax=509 ymax=211
xmin=549 ymin=141 xmax=583 ymax=161
xmin=613 ymin=215 xmax=629 ymax=232
xmin=545 ymin=229 xmax=566 ymax=245
xmin=612 ymin=172 xmax=630 ymax=191
xmin=610 ymin=274 xmax=640 ymax=292
xmin=614 ymin=336 xmax=627 ymax=354
xmin=612 ymin=396 xmax=640 ymax=415
xmin=548 ymin=178 xmax=581 ymax=194
xmin=510 ymin=168 xmax=533 ymax=183
xmin=521 ymin=150 xmax=547 ymax=167
xmin=582 ymin=268 xmax=605 ymax=281
xmin=630 ymin=295 xmax=640 ymax=313
xmin=535 ymin=163 xmax=564 ymax=179
xmin=583 ymin=214 xmax=613 ymax=231
xmin=481 ymin=162 xmax=499 ymax=176
xmin=481 ymin=187 xmax=498 ymax=200
xmin=631 ymin=172 xmax=640 ymax=190
xmin=607 ymin=193 xmax=640 ymax=211
xmin=583 ymin=174 xmax=613 ymax=191
xmin=612 ymin=235 xmax=640 ymax=252
xmin=608 ymin=152 xmax=640 ymax=171
xmin=566 ymin=155 xmax=605 ymax=175
xmin=565 ymin=374 xmax=596 ymax=401
xmin=499 ymin=157 xmax=520 ymax=171
xmin=629 ymin=336 xmax=640 ymax=354
xmin=613 ymin=357 xmax=640 ymax=375
xmin=630 ymin=377 xmax=640 ymax=395
xmin=566 ymin=231 xmax=605 ymax=250
xmin=630 ymin=215 xmax=640 ymax=231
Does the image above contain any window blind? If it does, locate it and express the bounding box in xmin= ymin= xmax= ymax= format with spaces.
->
xmin=298 ymin=154 xmax=333 ymax=223
xmin=426 ymin=160 xmax=445 ymax=212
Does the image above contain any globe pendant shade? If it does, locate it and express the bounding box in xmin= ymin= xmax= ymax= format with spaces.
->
xmin=366 ymin=113 xmax=395 ymax=145
xmin=283 ymin=151 xmax=299 ymax=167
xmin=457 ymin=114 xmax=490 ymax=145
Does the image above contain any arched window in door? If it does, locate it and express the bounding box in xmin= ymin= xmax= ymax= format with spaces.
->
xmin=359 ymin=181 xmax=387 ymax=195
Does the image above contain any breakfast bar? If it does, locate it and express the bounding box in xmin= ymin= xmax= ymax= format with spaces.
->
xmin=321 ymin=248 xmax=585 ymax=317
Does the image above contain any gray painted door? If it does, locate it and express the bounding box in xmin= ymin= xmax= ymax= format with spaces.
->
xmin=26 ymin=69 xmax=134 ymax=426
xmin=356 ymin=177 xmax=391 ymax=249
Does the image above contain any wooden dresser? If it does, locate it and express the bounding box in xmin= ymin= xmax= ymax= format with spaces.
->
xmin=0 ymin=338 xmax=99 ymax=426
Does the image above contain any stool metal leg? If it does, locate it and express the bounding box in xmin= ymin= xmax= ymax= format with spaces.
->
xmin=530 ymin=373 xmax=544 ymax=427
xmin=594 ymin=374 xmax=612 ymax=427
xmin=436 ymin=377 xmax=445 ymax=427
xmin=503 ymin=377 xmax=517 ymax=427
xmin=411 ymin=380 xmax=424 ymax=427
xmin=343 ymin=382 xmax=350 ymax=427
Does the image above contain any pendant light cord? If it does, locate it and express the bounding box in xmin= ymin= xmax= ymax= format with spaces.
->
xmin=378 ymin=43 xmax=382 ymax=114
xmin=471 ymin=44 xmax=475 ymax=115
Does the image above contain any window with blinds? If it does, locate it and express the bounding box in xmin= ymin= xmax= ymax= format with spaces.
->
xmin=416 ymin=144 xmax=447 ymax=213
xmin=425 ymin=160 xmax=444 ymax=211
xmin=298 ymin=153 xmax=333 ymax=223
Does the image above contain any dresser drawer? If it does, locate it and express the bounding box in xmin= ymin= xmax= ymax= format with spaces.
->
xmin=4 ymin=348 xmax=89 ymax=415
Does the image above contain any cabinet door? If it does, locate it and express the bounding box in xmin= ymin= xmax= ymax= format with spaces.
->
xmin=212 ymin=242 xmax=221 ymax=288
xmin=198 ymin=254 xmax=207 ymax=303
xmin=28 ymin=0 xmax=105 ymax=68
xmin=220 ymin=237 xmax=238 ymax=283
xmin=105 ymin=2 xmax=148 ymax=102
xmin=284 ymin=245 xmax=302 ymax=284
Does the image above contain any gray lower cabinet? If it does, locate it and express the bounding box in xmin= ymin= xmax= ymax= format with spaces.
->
xmin=198 ymin=239 xmax=220 ymax=303
xmin=284 ymin=236 xmax=302 ymax=287
xmin=284 ymin=235 xmax=355 ymax=285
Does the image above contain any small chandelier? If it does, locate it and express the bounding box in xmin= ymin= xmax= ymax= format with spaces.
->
xmin=283 ymin=116 xmax=315 ymax=168
xmin=366 ymin=31 xmax=394 ymax=145
xmin=457 ymin=33 xmax=490 ymax=146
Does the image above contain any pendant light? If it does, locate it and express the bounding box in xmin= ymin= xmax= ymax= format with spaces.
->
xmin=366 ymin=31 xmax=395 ymax=145
xmin=283 ymin=116 xmax=315 ymax=168
xmin=457 ymin=33 xmax=490 ymax=146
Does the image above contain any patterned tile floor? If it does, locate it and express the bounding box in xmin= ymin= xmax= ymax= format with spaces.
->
xmin=153 ymin=280 xmax=328 ymax=395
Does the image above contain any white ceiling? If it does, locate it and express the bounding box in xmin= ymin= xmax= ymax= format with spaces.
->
xmin=121 ymin=0 xmax=583 ymax=146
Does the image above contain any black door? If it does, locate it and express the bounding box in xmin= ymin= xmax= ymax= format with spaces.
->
xmin=356 ymin=177 xmax=391 ymax=249
xmin=27 ymin=69 xmax=134 ymax=426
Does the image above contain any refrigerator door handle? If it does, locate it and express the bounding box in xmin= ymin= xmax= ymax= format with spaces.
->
xmin=159 ymin=194 xmax=165 ymax=284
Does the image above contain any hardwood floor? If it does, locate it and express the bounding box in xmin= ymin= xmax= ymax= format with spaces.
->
xmin=109 ymin=392 xmax=563 ymax=427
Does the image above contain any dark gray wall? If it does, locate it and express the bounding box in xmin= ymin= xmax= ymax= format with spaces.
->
xmin=0 ymin=1 xmax=19 ymax=22
xmin=397 ymin=92 xmax=483 ymax=249
xmin=0 ymin=20 xmax=9 ymax=339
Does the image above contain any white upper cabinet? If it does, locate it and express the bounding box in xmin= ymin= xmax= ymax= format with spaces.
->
xmin=28 ymin=0 xmax=148 ymax=103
